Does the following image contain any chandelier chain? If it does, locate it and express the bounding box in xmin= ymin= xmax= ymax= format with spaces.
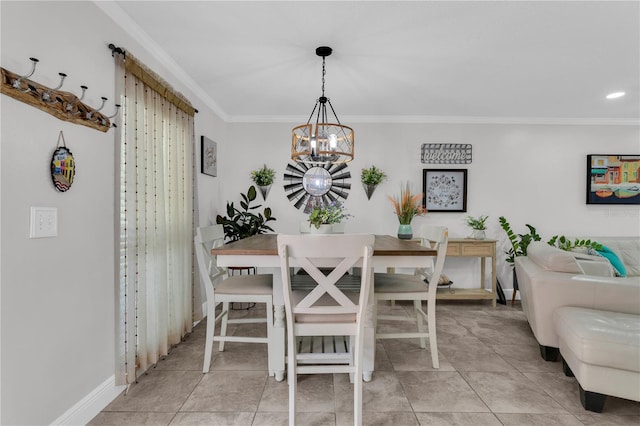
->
xmin=321 ymin=56 xmax=326 ymax=97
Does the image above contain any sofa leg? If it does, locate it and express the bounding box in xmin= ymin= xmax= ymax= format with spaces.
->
xmin=579 ymin=384 xmax=606 ymax=413
xmin=562 ymin=359 xmax=574 ymax=377
xmin=539 ymin=345 xmax=559 ymax=361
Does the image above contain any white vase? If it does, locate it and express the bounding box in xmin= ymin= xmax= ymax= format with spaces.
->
xmin=473 ymin=229 xmax=486 ymax=240
xmin=310 ymin=224 xmax=333 ymax=234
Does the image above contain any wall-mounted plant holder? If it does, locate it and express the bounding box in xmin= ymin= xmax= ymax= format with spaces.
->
xmin=1 ymin=58 xmax=118 ymax=133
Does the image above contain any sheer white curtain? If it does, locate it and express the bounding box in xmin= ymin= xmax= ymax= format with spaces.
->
xmin=113 ymin=51 xmax=195 ymax=385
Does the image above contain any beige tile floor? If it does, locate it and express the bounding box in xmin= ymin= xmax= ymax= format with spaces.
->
xmin=90 ymin=301 xmax=640 ymax=425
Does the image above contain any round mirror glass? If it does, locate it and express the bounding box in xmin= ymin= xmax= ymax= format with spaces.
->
xmin=302 ymin=167 xmax=332 ymax=196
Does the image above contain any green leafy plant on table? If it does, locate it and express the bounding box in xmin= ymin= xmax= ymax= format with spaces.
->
xmin=216 ymin=185 xmax=276 ymax=242
xmin=466 ymin=215 xmax=488 ymax=230
xmin=498 ymin=216 xmax=541 ymax=264
xmin=308 ymin=201 xmax=351 ymax=229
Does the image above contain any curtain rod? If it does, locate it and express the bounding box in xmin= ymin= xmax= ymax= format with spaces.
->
xmin=107 ymin=43 xmax=199 ymax=114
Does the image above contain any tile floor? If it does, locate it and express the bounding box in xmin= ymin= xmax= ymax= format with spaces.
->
xmin=90 ymin=301 xmax=640 ymax=425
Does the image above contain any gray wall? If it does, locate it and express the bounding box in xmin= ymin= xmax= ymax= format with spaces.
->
xmin=1 ymin=1 xmax=638 ymax=424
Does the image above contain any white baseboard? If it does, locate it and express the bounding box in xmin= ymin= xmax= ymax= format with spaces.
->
xmin=51 ymin=375 xmax=125 ymax=425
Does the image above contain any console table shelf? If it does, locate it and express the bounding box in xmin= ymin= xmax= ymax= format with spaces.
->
xmin=439 ymin=238 xmax=497 ymax=307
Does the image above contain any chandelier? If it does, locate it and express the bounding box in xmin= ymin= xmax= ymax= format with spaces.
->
xmin=291 ymin=46 xmax=354 ymax=165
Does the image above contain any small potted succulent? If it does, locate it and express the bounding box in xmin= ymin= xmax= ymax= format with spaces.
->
xmin=361 ymin=165 xmax=387 ymax=199
xmin=465 ymin=215 xmax=489 ymax=240
xmin=250 ymin=164 xmax=276 ymax=200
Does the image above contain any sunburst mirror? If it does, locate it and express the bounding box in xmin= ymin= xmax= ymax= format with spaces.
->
xmin=283 ymin=162 xmax=351 ymax=212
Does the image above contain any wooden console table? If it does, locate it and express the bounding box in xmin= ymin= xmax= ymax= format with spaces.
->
xmin=438 ymin=238 xmax=497 ymax=306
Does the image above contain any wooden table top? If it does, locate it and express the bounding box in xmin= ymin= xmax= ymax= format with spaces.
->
xmin=211 ymin=234 xmax=437 ymax=256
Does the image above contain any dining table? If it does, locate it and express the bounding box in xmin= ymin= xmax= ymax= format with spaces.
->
xmin=211 ymin=233 xmax=437 ymax=382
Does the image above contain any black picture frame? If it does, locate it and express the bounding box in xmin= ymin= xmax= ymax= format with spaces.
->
xmin=201 ymin=136 xmax=217 ymax=177
xmin=423 ymin=168 xmax=468 ymax=212
xmin=586 ymin=154 xmax=640 ymax=205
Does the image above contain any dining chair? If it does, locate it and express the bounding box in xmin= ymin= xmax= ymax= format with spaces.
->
xmin=194 ymin=225 xmax=274 ymax=374
xmin=277 ymin=234 xmax=375 ymax=426
xmin=374 ymin=225 xmax=449 ymax=369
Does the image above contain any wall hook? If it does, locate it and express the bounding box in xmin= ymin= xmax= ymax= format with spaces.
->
xmin=66 ymin=85 xmax=88 ymax=113
xmin=107 ymin=104 xmax=121 ymax=119
xmin=12 ymin=57 xmax=39 ymax=92
xmin=87 ymin=96 xmax=107 ymax=119
xmin=42 ymin=72 xmax=67 ymax=103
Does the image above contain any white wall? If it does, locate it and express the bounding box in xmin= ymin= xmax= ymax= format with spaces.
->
xmin=1 ymin=1 xmax=639 ymax=425
xmin=0 ymin=2 xmax=223 ymax=424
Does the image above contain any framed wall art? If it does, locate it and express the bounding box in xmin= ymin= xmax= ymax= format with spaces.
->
xmin=586 ymin=154 xmax=640 ymax=205
xmin=423 ymin=168 xmax=467 ymax=212
xmin=201 ymin=136 xmax=217 ymax=177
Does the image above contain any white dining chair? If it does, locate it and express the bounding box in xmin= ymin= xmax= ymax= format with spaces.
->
xmin=194 ymin=225 xmax=274 ymax=374
xmin=374 ymin=225 xmax=448 ymax=369
xmin=277 ymin=234 xmax=375 ymax=426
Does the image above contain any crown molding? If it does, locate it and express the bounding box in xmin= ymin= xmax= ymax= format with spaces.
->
xmin=93 ymin=1 xmax=229 ymax=121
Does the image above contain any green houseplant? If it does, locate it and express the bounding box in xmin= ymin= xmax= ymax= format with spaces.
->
xmin=308 ymin=201 xmax=351 ymax=231
xmin=216 ymin=185 xmax=276 ymax=242
xmin=465 ymin=215 xmax=488 ymax=239
xmin=361 ymin=166 xmax=387 ymax=200
xmin=251 ymin=165 xmax=276 ymax=200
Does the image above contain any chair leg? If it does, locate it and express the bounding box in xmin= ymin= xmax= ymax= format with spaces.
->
xmin=203 ymin=304 xmax=215 ymax=373
xmin=354 ymin=338 xmax=363 ymax=426
xmin=288 ymin=339 xmax=297 ymax=426
xmin=414 ymin=300 xmax=426 ymax=348
xmin=219 ymin=301 xmax=230 ymax=352
xmin=511 ymin=288 xmax=517 ymax=305
xmin=427 ymin=299 xmax=439 ymax=369
xmin=266 ymin=300 xmax=275 ymax=376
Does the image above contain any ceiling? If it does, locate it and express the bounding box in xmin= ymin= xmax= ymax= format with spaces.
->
xmin=102 ymin=1 xmax=639 ymax=124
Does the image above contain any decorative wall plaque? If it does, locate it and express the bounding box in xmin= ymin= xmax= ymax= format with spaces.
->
xmin=421 ymin=144 xmax=472 ymax=164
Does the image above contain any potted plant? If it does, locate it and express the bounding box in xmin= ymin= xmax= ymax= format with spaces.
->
xmin=465 ymin=215 xmax=488 ymax=240
xmin=361 ymin=165 xmax=387 ymax=199
xmin=387 ymin=182 xmax=426 ymax=239
xmin=308 ymin=201 xmax=352 ymax=233
xmin=216 ymin=185 xmax=276 ymax=242
xmin=250 ymin=164 xmax=276 ymax=200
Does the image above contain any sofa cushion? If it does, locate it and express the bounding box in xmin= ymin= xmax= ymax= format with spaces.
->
xmin=527 ymin=241 xmax=582 ymax=274
xmin=594 ymin=237 xmax=640 ymax=277
xmin=597 ymin=245 xmax=627 ymax=277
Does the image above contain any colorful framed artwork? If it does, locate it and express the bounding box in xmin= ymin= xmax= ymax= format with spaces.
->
xmin=423 ymin=168 xmax=467 ymax=212
xmin=586 ymin=154 xmax=640 ymax=205
xmin=201 ymin=136 xmax=217 ymax=177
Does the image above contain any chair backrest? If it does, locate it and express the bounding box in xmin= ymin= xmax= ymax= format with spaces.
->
xmin=277 ymin=234 xmax=374 ymax=326
xmin=194 ymin=225 xmax=228 ymax=299
xmin=417 ymin=225 xmax=449 ymax=294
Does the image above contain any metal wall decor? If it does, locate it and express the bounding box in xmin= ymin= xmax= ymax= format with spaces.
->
xmin=421 ymin=144 xmax=472 ymax=164
xmin=51 ymin=131 xmax=75 ymax=192
xmin=283 ymin=162 xmax=351 ymax=212
xmin=1 ymin=58 xmax=119 ymax=132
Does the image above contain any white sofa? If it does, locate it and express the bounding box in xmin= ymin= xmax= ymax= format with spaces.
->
xmin=514 ymin=238 xmax=640 ymax=360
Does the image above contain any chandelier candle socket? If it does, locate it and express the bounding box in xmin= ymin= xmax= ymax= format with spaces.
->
xmin=292 ymin=46 xmax=354 ymax=165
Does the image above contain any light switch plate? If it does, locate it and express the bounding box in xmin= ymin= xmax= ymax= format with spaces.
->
xmin=30 ymin=207 xmax=58 ymax=238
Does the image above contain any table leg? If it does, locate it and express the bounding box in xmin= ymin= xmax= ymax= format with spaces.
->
xmin=269 ymin=268 xmax=286 ymax=381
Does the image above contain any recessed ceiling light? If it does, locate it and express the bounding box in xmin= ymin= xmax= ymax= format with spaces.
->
xmin=606 ymin=91 xmax=625 ymax=99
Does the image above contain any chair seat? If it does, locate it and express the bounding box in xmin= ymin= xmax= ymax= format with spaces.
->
xmin=292 ymin=290 xmax=359 ymax=323
xmin=215 ymin=274 xmax=272 ymax=295
xmin=374 ymin=273 xmax=428 ymax=293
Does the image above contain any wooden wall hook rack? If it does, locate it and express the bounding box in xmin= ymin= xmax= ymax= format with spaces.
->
xmin=1 ymin=63 xmax=112 ymax=133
